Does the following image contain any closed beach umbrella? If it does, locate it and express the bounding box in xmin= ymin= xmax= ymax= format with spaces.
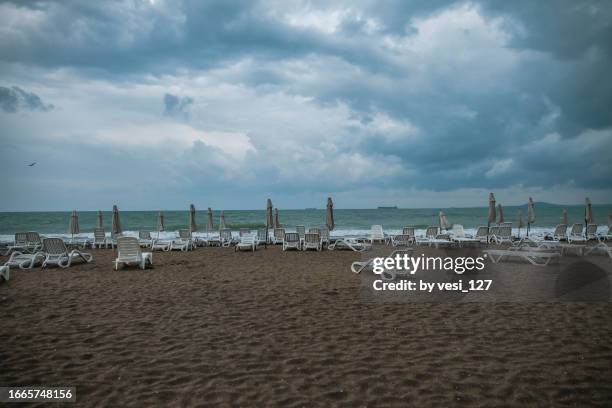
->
xmin=156 ymin=211 xmax=165 ymax=239
xmin=497 ymin=204 xmax=504 ymax=224
xmin=326 ymin=197 xmax=335 ymax=231
xmin=274 ymin=208 xmax=280 ymax=229
xmin=439 ymin=211 xmax=450 ymax=231
xmin=561 ymin=209 xmax=568 ymax=225
xmin=206 ymin=208 xmax=214 ymax=232
xmin=189 ymin=204 xmax=197 ymax=232
xmin=111 ymin=205 xmax=122 ymax=235
xmin=266 ymin=199 xmax=273 ymax=229
xmin=96 ymin=210 xmax=104 ymax=229
xmin=517 ymin=209 xmax=524 ymax=238
xmin=584 ymin=197 xmax=593 ymax=238
xmin=608 ymin=213 xmax=612 ymax=228
xmin=487 ymin=193 xmax=496 ymax=241
xmin=488 ymin=193 xmax=496 ymax=224
xmin=219 ymin=211 xmax=226 ymax=230
xmin=68 ymin=210 xmax=80 ymax=240
xmin=527 ymin=197 xmax=535 ymax=237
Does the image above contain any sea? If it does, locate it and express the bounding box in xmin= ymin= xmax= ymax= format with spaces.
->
xmin=0 ymin=204 xmax=610 ymax=242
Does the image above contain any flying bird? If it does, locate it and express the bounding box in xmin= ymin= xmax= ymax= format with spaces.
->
xmin=28 ymin=162 xmax=36 ymax=167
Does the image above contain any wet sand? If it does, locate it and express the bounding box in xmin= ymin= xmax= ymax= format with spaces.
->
xmin=2 ymin=245 xmax=612 ymax=406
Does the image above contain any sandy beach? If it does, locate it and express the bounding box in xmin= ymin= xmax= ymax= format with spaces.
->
xmin=2 ymin=245 xmax=611 ymax=406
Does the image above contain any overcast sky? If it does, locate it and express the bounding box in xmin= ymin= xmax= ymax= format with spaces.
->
xmin=1 ymin=0 xmax=611 ymax=210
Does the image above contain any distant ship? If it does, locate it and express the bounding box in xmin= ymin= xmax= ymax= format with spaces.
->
xmin=378 ymin=206 xmax=398 ymax=209
xmin=305 ymin=207 xmax=317 ymax=210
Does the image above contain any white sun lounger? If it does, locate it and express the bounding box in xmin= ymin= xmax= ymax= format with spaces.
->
xmin=5 ymin=250 xmax=46 ymax=269
xmin=273 ymin=228 xmax=285 ymax=245
xmin=484 ymin=249 xmax=560 ymax=266
xmin=391 ymin=234 xmax=414 ymax=247
xmin=3 ymin=232 xmax=28 ymax=255
xmin=235 ymin=234 xmax=256 ymax=252
xmin=328 ymin=238 xmax=371 ymax=252
xmin=171 ymin=229 xmax=194 ymax=251
xmin=303 ymin=232 xmax=322 ymax=251
xmin=351 ymin=249 xmax=415 ymax=279
xmin=319 ymin=227 xmax=330 ymax=247
xmin=283 ymin=232 xmax=301 ymax=251
xmin=567 ymin=224 xmax=586 ymax=243
xmin=369 ymin=225 xmax=389 ymax=244
xmin=0 ymin=265 xmax=9 ymax=281
xmin=92 ymin=228 xmax=111 ymax=249
xmin=42 ymin=238 xmax=93 ymax=268
xmin=545 ymin=224 xmax=568 ymax=241
xmin=220 ymin=229 xmax=234 ymax=247
xmin=138 ymin=230 xmax=154 ymax=248
xmin=491 ymin=225 xmax=513 ymax=245
xmin=586 ymin=224 xmax=599 ymax=241
xmin=114 ymin=236 xmax=152 ymax=270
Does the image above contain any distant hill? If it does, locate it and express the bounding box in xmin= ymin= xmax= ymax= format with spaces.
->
xmin=518 ymin=202 xmax=564 ymax=208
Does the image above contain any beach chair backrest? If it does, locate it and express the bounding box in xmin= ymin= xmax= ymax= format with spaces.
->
xmin=240 ymin=228 xmax=250 ymax=237
xmin=274 ymin=228 xmax=285 ymax=240
xmin=94 ymin=228 xmax=106 ymax=241
xmin=395 ymin=234 xmax=411 ymax=243
xmin=14 ymin=232 xmax=27 ymax=245
xmin=586 ymin=224 xmax=598 ymax=235
xmin=402 ymin=227 xmax=415 ymax=237
xmin=320 ymin=228 xmax=330 ymax=239
xmin=425 ymin=226 xmax=438 ymax=238
xmin=285 ymin=232 xmax=299 ymax=243
xmin=117 ymin=236 xmax=141 ymax=259
xmin=257 ymin=229 xmax=267 ymax=241
xmin=475 ymin=226 xmax=488 ymax=238
xmin=570 ymin=224 xmax=583 ymax=235
xmin=309 ymin=228 xmax=320 ymax=234
xmin=304 ymin=233 xmax=320 ymax=244
xmin=296 ymin=225 xmax=305 ymax=238
xmin=452 ymin=225 xmax=465 ymax=238
xmin=499 ymin=226 xmax=512 ymax=238
xmin=42 ymin=238 xmax=67 ymax=255
xmin=371 ymin=225 xmax=384 ymax=238
xmin=489 ymin=226 xmax=500 ymax=236
xmin=179 ymin=229 xmax=191 ymax=239
xmin=220 ymin=229 xmax=232 ymax=241
xmin=139 ymin=230 xmax=151 ymax=240
xmin=553 ymin=224 xmax=567 ymax=236
xmin=241 ymin=234 xmax=255 ymax=245
xmin=26 ymin=231 xmax=41 ymax=245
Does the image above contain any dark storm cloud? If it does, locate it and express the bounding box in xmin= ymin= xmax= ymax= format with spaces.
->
xmin=0 ymin=86 xmax=54 ymax=113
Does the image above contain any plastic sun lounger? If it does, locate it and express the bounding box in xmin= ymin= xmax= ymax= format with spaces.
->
xmin=391 ymin=234 xmax=414 ymax=247
xmin=114 ymin=236 xmax=153 ymax=270
xmin=484 ymin=249 xmax=561 ymax=266
xmin=303 ymin=233 xmax=322 ymax=251
xmin=283 ymin=233 xmax=301 ymax=251
xmin=151 ymin=239 xmax=172 ymax=251
xmin=351 ymin=249 xmax=415 ymax=279
xmin=235 ymin=234 xmax=256 ymax=252
xmin=328 ymin=238 xmax=371 ymax=252
xmin=41 ymin=238 xmax=93 ymax=268
xmin=5 ymin=251 xmax=46 ymax=269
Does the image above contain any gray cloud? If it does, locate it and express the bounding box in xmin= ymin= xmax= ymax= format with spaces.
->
xmin=0 ymin=86 xmax=54 ymax=113
xmin=163 ymin=93 xmax=193 ymax=118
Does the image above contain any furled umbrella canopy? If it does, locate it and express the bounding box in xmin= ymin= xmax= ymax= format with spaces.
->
xmin=274 ymin=208 xmax=281 ymax=229
xmin=326 ymin=197 xmax=335 ymax=231
xmin=111 ymin=205 xmax=122 ymax=235
xmin=439 ymin=211 xmax=450 ymax=231
xmin=497 ymin=204 xmax=504 ymax=224
xmin=527 ymin=197 xmax=535 ymax=236
xmin=68 ymin=210 xmax=80 ymax=240
xmin=96 ymin=210 xmax=104 ymax=229
xmin=584 ymin=197 xmax=593 ymax=224
xmin=608 ymin=213 xmax=612 ymax=228
xmin=189 ymin=204 xmax=197 ymax=232
xmin=219 ymin=211 xmax=227 ymax=230
xmin=156 ymin=211 xmax=165 ymax=239
xmin=206 ymin=208 xmax=214 ymax=232
xmin=488 ymin=193 xmax=496 ymax=224
xmin=266 ymin=199 xmax=273 ymax=230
